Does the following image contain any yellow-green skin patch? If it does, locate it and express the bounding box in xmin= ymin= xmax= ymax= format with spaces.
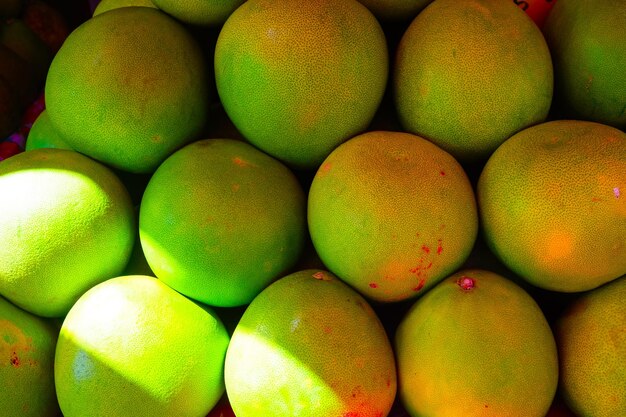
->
xmin=556 ymin=275 xmax=626 ymax=417
xmin=25 ymin=110 xmax=73 ymax=151
xmin=225 ymin=269 xmax=397 ymax=417
xmin=151 ymin=0 xmax=245 ymax=26
xmin=214 ymin=0 xmax=388 ymax=170
xmin=308 ymin=131 xmax=478 ymax=303
xmin=394 ymin=0 xmax=553 ymax=161
xmin=54 ymin=275 xmax=230 ymax=417
xmin=45 ymin=7 xmax=209 ymax=173
xmin=0 ymin=296 xmax=59 ymax=417
xmin=139 ymin=139 xmax=306 ymax=307
xmin=92 ymin=0 xmax=158 ymax=16
xmin=0 ymin=148 xmax=135 ymax=317
xmin=544 ymin=0 xmax=626 ymax=129
xmin=395 ymin=269 xmax=558 ymax=417
xmin=478 ymin=120 xmax=626 ymax=292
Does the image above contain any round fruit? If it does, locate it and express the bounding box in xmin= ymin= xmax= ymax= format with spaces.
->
xmin=139 ymin=138 xmax=306 ymax=307
xmin=395 ymin=269 xmax=558 ymax=417
xmin=544 ymin=0 xmax=626 ymax=129
xmin=25 ymin=109 xmax=72 ymax=151
xmin=556 ymin=275 xmax=626 ymax=417
xmin=225 ymin=269 xmax=397 ymax=417
xmin=0 ymin=296 xmax=59 ymax=417
xmin=308 ymin=130 xmax=478 ymax=303
xmin=478 ymin=120 xmax=626 ymax=292
xmin=45 ymin=7 xmax=209 ymax=173
xmin=55 ymin=275 xmax=230 ymax=417
xmin=214 ymin=0 xmax=388 ymax=170
xmin=394 ymin=0 xmax=553 ymax=161
xmin=92 ymin=0 xmax=158 ymax=16
xmin=151 ymin=0 xmax=245 ymax=26
xmin=0 ymin=148 xmax=135 ymax=317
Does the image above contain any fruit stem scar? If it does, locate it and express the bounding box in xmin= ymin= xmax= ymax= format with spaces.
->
xmin=312 ymin=271 xmax=331 ymax=281
xmin=457 ymin=276 xmax=475 ymax=290
xmin=369 ymin=282 xmax=378 ymax=288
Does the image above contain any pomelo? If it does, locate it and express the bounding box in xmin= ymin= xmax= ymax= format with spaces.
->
xmin=139 ymin=138 xmax=306 ymax=307
xmin=556 ymin=275 xmax=626 ymax=417
xmin=214 ymin=0 xmax=388 ymax=170
xmin=308 ymin=130 xmax=478 ymax=303
xmin=25 ymin=109 xmax=72 ymax=151
xmin=225 ymin=269 xmax=397 ymax=417
xmin=395 ymin=269 xmax=558 ymax=417
xmin=478 ymin=120 xmax=626 ymax=292
xmin=0 ymin=296 xmax=60 ymax=417
xmin=45 ymin=7 xmax=209 ymax=173
xmin=394 ymin=0 xmax=553 ymax=161
xmin=0 ymin=148 xmax=135 ymax=317
xmin=92 ymin=0 xmax=157 ymax=16
xmin=54 ymin=275 xmax=230 ymax=417
xmin=544 ymin=0 xmax=626 ymax=129
xmin=151 ymin=0 xmax=245 ymax=26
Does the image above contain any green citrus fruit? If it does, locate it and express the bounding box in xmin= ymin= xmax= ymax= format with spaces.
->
xmin=45 ymin=7 xmax=209 ymax=173
xmin=54 ymin=275 xmax=230 ymax=417
xmin=225 ymin=269 xmax=397 ymax=417
xmin=394 ymin=0 xmax=553 ymax=160
xmin=544 ymin=0 xmax=626 ymax=129
xmin=0 ymin=148 xmax=135 ymax=317
xmin=92 ymin=0 xmax=157 ymax=16
xmin=25 ymin=109 xmax=72 ymax=151
xmin=214 ymin=0 xmax=388 ymax=170
xmin=308 ymin=130 xmax=478 ymax=303
xmin=151 ymin=0 xmax=245 ymax=26
xmin=0 ymin=296 xmax=60 ymax=417
xmin=478 ymin=120 xmax=626 ymax=292
xmin=139 ymin=138 xmax=306 ymax=307
xmin=556 ymin=275 xmax=626 ymax=417
xmin=395 ymin=269 xmax=558 ymax=417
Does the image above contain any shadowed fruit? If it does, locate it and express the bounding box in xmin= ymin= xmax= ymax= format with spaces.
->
xmin=139 ymin=139 xmax=306 ymax=307
xmin=0 ymin=148 xmax=135 ymax=317
xmin=93 ymin=0 xmax=157 ymax=16
xmin=25 ymin=110 xmax=72 ymax=151
xmin=356 ymin=0 xmax=433 ymax=21
xmin=54 ymin=275 xmax=230 ymax=417
xmin=151 ymin=0 xmax=245 ymax=26
xmin=0 ymin=296 xmax=60 ymax=417
xmin=544 ymin=0 xmax=626 ymax=129
xmin=308 ymin=131 xmax=478 ymax=303
xmin=214 ymin=0 xmax=388 ymax=170
xmin=395 ymin=269 xmax=558 ymax=417
xmin=556 ymin=275 xmax=626 ymax=417
xmin=225 ymin=269 xmax=397 ymax=417
xmin=478 ymin=120 xmax=626 ymax=292
xmin=394 ymin=0 xmax=553 ymax=161
xmin=45 ymin=7 xmax=209 ymax=173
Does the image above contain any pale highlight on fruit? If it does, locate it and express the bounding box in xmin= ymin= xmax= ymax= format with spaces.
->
xmin=0 ymin=296 xmax=60 ymax=417
xmin=556 ymin=275 xmax=626 ymax=417
xmin=478 ymin=120 xmax=626 ymax=292
xmin=0 ymin=148 xmax=135 ymax=317
xmin=214 ymin=0 xmax=388 ymax=169
xmin=394 ymin=0 xmax=553 ymax=160
xmin=225 ymin=269 xmax=397 ymax=417
xmin=45 ymin=7 xmax=209 ymax=173
xmin=395 ymin=269 xmax=558 ymax=417
xmin=54 ymin=275 xmax=230 ymax=417
xmin=308 ymin=131 xmax=478 ymax=303
xmin=139 ymin=139 xmax=306 ymax=307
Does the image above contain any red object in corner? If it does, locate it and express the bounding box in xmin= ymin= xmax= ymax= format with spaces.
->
xmin=513 ymin=0 xmax=557 ymax=29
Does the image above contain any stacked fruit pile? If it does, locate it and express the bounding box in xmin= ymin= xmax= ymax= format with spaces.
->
xmin=1 ymin=1 xmax=625 ymax=417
